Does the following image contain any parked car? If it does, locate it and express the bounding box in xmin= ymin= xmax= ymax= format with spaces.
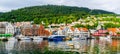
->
xmin=48 ymin=35 xmax=66 ymax=42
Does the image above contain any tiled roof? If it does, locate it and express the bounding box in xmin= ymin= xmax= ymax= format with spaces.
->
xmin=107 ymin=28 xmax=117 ymax=32
xmin=70 ymin=27 xmax=74 ymax=31
xmin=78 ymin=28 xmax=88 ymax=31
xmin=60 ymin=27 xmax=64 ymax=30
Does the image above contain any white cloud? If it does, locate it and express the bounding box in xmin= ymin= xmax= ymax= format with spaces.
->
xmin=0 ymin=0 xmax=120 ymax=14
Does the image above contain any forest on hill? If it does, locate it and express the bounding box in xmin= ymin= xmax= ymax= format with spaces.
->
xmin=0 ymin=5 xmax=115 ymax=25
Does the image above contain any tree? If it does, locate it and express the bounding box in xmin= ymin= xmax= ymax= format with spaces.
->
xmin=34 ymin=18 xmax=39 ymax=24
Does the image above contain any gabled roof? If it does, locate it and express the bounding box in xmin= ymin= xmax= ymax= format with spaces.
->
xmin=107 ymin=28 xmax=117 ymax=32
xmin=59 ymin=27 xmax=64 ymax=30
xmin=78 ymin=28 xmax=88 ymax=32
xmin=70 ymin=27 xmax=75 ymax=31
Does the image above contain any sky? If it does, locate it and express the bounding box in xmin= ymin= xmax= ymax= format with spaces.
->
xmin=0 ymin=0 xmax=120 ymax=14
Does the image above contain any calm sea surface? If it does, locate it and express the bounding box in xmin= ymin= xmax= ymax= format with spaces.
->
xmin=0 ymin=38 xmax=120 ymax=54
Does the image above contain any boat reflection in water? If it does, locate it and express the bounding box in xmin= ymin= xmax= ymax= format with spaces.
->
xmin=0 ymin=37 xmax=120 ymax=54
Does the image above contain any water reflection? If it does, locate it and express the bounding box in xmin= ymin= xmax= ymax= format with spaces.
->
xmin=0 ymin=39 xmax=120 ymax=54
xmin=88 ymin=39 xmax=120 ymax=54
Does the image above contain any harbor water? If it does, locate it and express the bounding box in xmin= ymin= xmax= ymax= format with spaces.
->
xmin=0 ymin=38 xmax=120 ymax=54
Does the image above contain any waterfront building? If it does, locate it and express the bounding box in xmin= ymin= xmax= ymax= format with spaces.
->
xmin=107 ymin=28 xmax=118 ymax=36
xmin=21 ymin=24 xmax=33 ymax=36
xmin=92 ymin=29 xmax=108 ymax=36
xmin=67 ymin=27 xmax=74 ymax=36
xmin=56 ymin=27 xmax=64 ymax=35
xmin=5 ymin=23 xmax=15 ymax=35
xmin=32 ymin=24 xmax=39 ymax=36
xmin=0 ymin=22 xmax=6 ymax=34
xmin=78 ymin=28 xmax=89 ymax=37
xmin=0 ymin=22 xmax=14 ymax=37
xmin=65 ymin=27 xmax=90 ymax=37
xmin=74 ymin=28 xmax=80 ymax=36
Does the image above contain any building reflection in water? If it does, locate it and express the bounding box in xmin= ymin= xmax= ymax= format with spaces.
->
xmin=38 ymin=40 xmax=48 ymax=49
xmin=48 ymin=39 xmax=89 ymax=53
xmin=111 ymin=39 xmax=120 ymax=53
xmin=0 ymin=41 xmax=6 ymax=54
xmin=5 ymin=40 xmax=16 ymax=53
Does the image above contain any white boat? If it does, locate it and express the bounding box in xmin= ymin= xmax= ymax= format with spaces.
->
xmin=33 ymin=39 xmax=43 ymax=44
xmin=72 ymin=36 xmax=86 ymax=41
xmin=8 ymin=37 xmax=16 ymax=41
xmin=20 ymin=37 xmax=31 ymax=40
xmin=72 ymin=36 xmax=80 ymax=41
xmin=80 ymin=36 xmax=86 ymax=40
xmin=33 ymin=36 xmax=43 ymax=40
xmin=0 ymin=37 xmax=6 ymax=39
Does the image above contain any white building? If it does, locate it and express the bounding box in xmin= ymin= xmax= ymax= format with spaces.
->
xmin=65 ymin=27 xmax=90 ymax=37
xmin=5 ymin=23 xmax=15 ymax=35
xmin=67 ymin=27 xmax=74 ymax=36
xmin=57 ymin=28 xmax=63 ymax=35
xmin=74 ymin=28 xmax=80 ymax=36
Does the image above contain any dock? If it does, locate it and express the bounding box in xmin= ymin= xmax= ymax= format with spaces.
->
xmin=0 ymin=37 xmax=8 ymax=41
xmin=0 ymin=36 xmax=48 ymax=41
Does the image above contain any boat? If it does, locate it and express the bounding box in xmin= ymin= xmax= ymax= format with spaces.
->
xmin=33 ymin=36 xmax=43 ymax=40
xmin=20 ymin=37 xmax=31 ymax=40
xmin=0 ymin=37 xmax=6 ymax=39
xmin=87 ymin=36 xmax=95 ymax=39
xmin=72 ymin=35 xmax=87 ymax=41
xmin=48 ymin=35 xmax=66 ymax=42
xmin=72 ymin=36 xmax=80 ymax=41
xmin=8 ymin=37 xmax=16 ymax=41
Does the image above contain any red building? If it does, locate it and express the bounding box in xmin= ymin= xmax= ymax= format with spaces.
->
xmin=92 ymin=29 xmax=108 ymax=36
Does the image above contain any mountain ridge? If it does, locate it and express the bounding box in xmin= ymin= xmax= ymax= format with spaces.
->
xmin=0 ymin=5 xmax=115 ymax=22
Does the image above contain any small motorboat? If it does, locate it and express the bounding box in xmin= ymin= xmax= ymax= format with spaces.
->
xmin=33 ymin=36 xmax=43 ymax=40
xmin=0 ymin=37 xmax=6 ymax=39
xmin=8 ymin=37 xmax=16 ymax=41
xmin=20 ymin=37 xmax=31 ymax=40
xmin=72 ymin=36 xmax=80 ymax=41
xmin=72 ymin=36 xmax=86 ymax=41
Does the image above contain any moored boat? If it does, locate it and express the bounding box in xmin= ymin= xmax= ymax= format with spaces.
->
xmin=8 ymin=37 xmax=16 ymax=41
xmin=33 ymin=36 xmax=43 ymax=40
xmin=20 ymin=37 xmax=31 ymax=40
xmin=48 ymin=35 xmax=66 ymax=42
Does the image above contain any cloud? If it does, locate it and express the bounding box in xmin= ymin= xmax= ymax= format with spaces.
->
xmin=0 ymin=0 xmax=120 ymax=14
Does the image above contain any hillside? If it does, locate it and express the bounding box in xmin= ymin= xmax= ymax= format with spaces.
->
xmin=0 ymin=12 xmax=2 ymax=14
xmin=0 ymin=5 xmax=115 ymax=24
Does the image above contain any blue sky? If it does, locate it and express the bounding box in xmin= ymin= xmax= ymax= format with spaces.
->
xmin=0 ymin=0 xmax=120 ymax=14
